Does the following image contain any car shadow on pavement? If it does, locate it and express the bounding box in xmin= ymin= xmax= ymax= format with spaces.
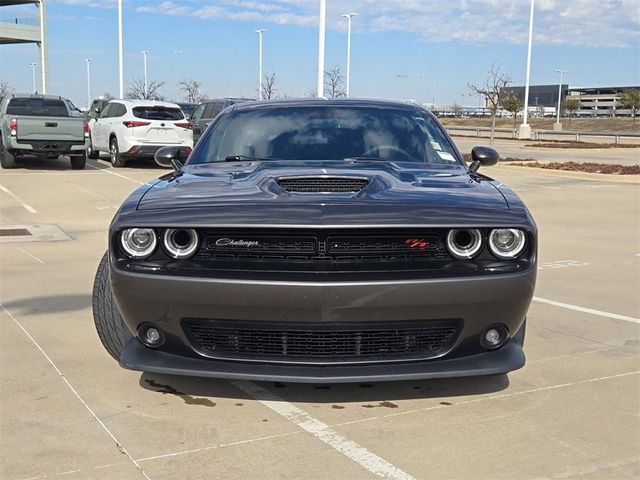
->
xmin=1 ymin=294 xmax=92 ymax=316
xmin=8 ymin=155 xmax=77 ymax=171
xmin=138 ymin=371 xmax=509 ymax=405
xmin=89 ymin=157 xmax=169 ymax=170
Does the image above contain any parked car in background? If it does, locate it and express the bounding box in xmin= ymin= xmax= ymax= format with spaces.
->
xmin=177 ymin=102 xmax=198 ymax=119
xmin=92 ymin=98 xmax=536 ymax=383
xmin=190 ymin=98 xmax=252 ymax=142
xmin=0 ymin=93 xmax=89 ymax=169
xmin=88 ymin=100 xmax=193 ymax=167
xmin=65 ymin=99 xmax=85 ymax=118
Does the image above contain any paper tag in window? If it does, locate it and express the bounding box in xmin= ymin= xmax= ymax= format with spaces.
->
xmin=437 ymin=151 xmax=457 ymax=162
xmin=430 ymin=141 xmax=442 ymax=151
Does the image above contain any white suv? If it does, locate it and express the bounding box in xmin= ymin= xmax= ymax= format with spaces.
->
xmin=89 ymin=100 xmax=193 ymax=167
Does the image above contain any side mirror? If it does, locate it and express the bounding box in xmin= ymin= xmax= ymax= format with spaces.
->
xmin=469 ymin=146 xmax=499 ymax=173
xmin=94 ymin=107 xmax=100 ymax=114
xmin=155 ymin=146 xmax=191 ymax=171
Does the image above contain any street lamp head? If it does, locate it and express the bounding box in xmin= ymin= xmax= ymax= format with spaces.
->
xmin=342 ymin=12 xmax=358 ymax=18
xmin=255 ymin=29 xmax=266 ymax=34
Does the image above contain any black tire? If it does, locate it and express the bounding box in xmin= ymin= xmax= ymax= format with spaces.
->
xmin=0 ymin=142 xmax=16 ymax=169
xmin=70 ymin=153 xmax=87 ymax=170
xmin=109 ymin=137 xmax=125 ymax=167
xmin=92 ymin=252 xmax=132 ymax=361
xmin=87 ymin=137 xmax=100 ymax=159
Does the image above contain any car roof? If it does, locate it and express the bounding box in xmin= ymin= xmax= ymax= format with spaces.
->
xmin=230 ymin=97 xmax=424 ymax=113
xmin=7 ymin=93 xmax=71 ymax=101
xmin=109 ymin=99 xmax=181 ymax=108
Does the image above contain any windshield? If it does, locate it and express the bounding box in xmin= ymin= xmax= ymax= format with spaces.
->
xmin=189 ymin=106 xmax=460 ymax=165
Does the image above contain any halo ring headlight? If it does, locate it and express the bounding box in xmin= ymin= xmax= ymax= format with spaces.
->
xmin=120 ymin=228 xmax=157 ymax=259
xmin=446 ymin=229 xmax=483 ymax=259
xmin=489 ymin=228 xmax=526 ymax=259
xmin=163 ymin=228 xmax=199 ymax=259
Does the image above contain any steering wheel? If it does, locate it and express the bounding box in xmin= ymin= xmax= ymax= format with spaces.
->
xmin=361 ymin=145 xmax=413 ymax=161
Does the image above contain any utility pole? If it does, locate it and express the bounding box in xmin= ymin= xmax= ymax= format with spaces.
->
xmin=317 ymin=0 xmax=326 ymax=97
xmin=518 ymin=0 xmax=535 ymax=139
xmin=118 ymin=0 xmax=124 ymax=98
xmin=554 ymin=69 xmax=568 ymax=129
xmin=255 ymin=29 xmax=266 ymax=100
xmin=30 ymin=63 xmax=37 ymax=93
xmin=85 ymin=58 xmax=91 ymax=109
xmin=396 ymin=74 xmax=408 ymax=101
xmin=342 ymin=13 xmax=357 ymax=97
xmin=141 ymin=50 xmax=149 ymax=98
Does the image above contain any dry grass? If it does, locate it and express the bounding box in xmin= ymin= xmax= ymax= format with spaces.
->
xmin=508 ymin=161 xmax=640 ymax=175
xmin=441 ymin=117 xmax=639 ymax=133
xmin=524 ymin=142 xmax=640 ymax=149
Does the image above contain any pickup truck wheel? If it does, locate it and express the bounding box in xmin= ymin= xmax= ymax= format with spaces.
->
xmin=109 ymin=137 xmax=125 ymax=167
xmin=87 ymin=137 xmax=100 ymax=159
xmin=70 ymin=153 xmax=87 ymax=169
xmin=92 ymin=252 xmax=132 ymax=361
xmin=0 ymin=144 xmax=16 ymax=169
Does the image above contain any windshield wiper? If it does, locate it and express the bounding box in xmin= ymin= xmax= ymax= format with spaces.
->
xmin=224 ymin=155 xmax=278 ymax=162
xmin=343 ymin=156 xmax=389 ymax=162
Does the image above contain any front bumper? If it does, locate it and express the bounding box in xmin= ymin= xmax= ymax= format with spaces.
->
xmin=111 ymin=260 xmax=535 ymax=381
xmin=120 ymin=334 xmax=525 ymax=383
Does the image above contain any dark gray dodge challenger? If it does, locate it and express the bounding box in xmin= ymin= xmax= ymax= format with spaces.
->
xmin=92 ymin=98 xmax=537 ymax=383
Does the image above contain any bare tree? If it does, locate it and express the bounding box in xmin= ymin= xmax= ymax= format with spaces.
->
xmin=0 ymin=80 xmax=13 ymax=98
xmin=467 ymin=65 xmax=512 ymax=146
xmin=619 ymin=89 xmax=640 ymax=127
xmin=179 ymin=79 xmax=206 ymax=103
xmin=126 ymin=78 xmax=165 ymax=100
xmin=561 ymin=97 xmax=581 ymax=128
xmin=324 ymin=66 xmax=346 ymax=98
xmin=502 ymin=94 xmax=522 ymax=130
xmin=262 ymin=72 xmax=277 ymax=100
xmin=451 ymin=103 xmax=462 ymax=118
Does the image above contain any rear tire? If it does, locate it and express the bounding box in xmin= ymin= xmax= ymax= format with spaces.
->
xmin=87 ymin=137 xmax=100 ymax=159
xmin=0 ymin=142 xmax=16 ymax=169
xmin=70 ymin=153 xmax=87 ymax=170
xmin=92 ymin=252 xmax=132 ymax=361
xmin=109 ymin=137 xmax=125 ymax=167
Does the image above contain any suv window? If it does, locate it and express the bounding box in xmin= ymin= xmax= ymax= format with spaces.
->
xmin=132 ymin=106 xmax=184 ymax=120
xmin=99 ymin=104 xmax=114 ymax=118
xmin=110 ymin=103 xmax=126 ymax=117
xmin=191 ymin=104 xmax=205 ymax=123
xmin=6 ymin=98 xmax=69 ymax=117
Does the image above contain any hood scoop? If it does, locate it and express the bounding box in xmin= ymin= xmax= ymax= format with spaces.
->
xmin=277 ymin=176 xmax=370 ymax=193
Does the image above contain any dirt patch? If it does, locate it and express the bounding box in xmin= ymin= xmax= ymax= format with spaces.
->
xmin=462 ymin=154 xmax=535 ymax=163
xmin=508 ymin=161 xmax=640 ymax=175
xmin=525 ymin=142 xmax=640 ymax=149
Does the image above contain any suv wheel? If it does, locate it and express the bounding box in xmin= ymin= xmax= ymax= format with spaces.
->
xmin=109 ymin=137 xmax=125 ymax=167
xmin=70 ymin=152 xmax=87 ymax=170
xmin=92 ymin=252 xmax=132 ymax=361
xmin=87 ymin=137 xmax=100 ymax=159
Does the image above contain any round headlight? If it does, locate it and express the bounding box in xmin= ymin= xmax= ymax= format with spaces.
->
xmin=489 ymin=228 xmax=526 ymax=259
xmin=120 ymin=228 xmax=157 ymax=259
xmin=446 ymin=229 xmax=483 ymax=259
xmin=163 ymin=228 xmax=199 ymax=259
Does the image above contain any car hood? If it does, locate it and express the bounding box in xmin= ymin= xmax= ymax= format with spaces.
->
xmin=131 ymin=160 xmax=520 ymax=227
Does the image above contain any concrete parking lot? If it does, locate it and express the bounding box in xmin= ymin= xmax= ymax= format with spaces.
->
xmin=1 ymin=151 xmax=639 ymax=480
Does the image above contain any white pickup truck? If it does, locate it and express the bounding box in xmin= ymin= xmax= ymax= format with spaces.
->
xmin=0 ymin=94 xmax=89 ymax=169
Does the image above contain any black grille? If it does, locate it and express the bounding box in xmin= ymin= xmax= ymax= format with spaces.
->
xmin=278 ymin=177 xmax=369 ymax=193
xmin=183 ymin=320 xmax=461 ymax=363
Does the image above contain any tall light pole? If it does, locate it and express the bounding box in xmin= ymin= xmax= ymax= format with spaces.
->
xmin=29 ymin=63 xmax=37 ymax=93
xmin=396 ymin=74 xmax=408 ymax=101
xmin=554 ymin=69 xmax=568 ymax=127
xmin=118 ymin=0 xmax=124 ymax=98
xmin=342 ymin=12 xmax=357 ymax=97
xmin=141 ymin=50 xmax=149 ymax=98
xmin=317 ymin=0 xmax=326 ymax=97
xmin=255 ymin=29 xmax=266 ymax=100
xmin=518 ymin=0 xmax=535 ymax=139
xmin=85 ymin=58 xmax=92 ymax=109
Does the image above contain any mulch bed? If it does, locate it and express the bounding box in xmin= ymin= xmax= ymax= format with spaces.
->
xmin=508 ymin=161 xmax=640 ymax=175
xmin=525 ymin=142 xmax=640 ymax=149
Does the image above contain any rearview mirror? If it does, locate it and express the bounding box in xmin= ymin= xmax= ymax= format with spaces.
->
xmin=155 ymin=146 xmax=191 ymax=171
xmin=469 ymin=146 xmax=499 ymax=173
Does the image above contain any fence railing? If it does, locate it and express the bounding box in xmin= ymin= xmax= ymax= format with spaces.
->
xmin=445 ymin=126 xmax=640 ymax=144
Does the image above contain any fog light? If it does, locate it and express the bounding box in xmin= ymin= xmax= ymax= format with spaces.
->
xmin=481 ymin=325 xmax=508 ymax=349
xmin=138 ymin=324 xmax=164 ymax=348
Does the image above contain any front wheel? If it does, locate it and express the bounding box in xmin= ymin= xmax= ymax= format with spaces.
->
xmin=70 ymin=153 xmax=87 ymax=170
xmin=92 ymin=252 xmax=132 ymax=361
xmin=109 ymin=137 xmax=125 ymax=167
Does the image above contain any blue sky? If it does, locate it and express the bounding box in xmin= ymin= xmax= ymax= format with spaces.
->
xmin=1 ymin=0 xmax=639 ymax=108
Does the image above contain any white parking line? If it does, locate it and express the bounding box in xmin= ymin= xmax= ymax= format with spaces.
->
xmin=85 ymin=164 xmax=149 ymax=186
xmin=0 ymin=303 xmax=151 ymax=480
xmin=230 ymin=380 xmax=416 ymax=480
xmin=533 ymin=296 xmax=640 ymax=324
xmin=0 ymin=183 xmax=37 ymax=213
xmin=15 ymin=246 xmax=46 ymax=264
